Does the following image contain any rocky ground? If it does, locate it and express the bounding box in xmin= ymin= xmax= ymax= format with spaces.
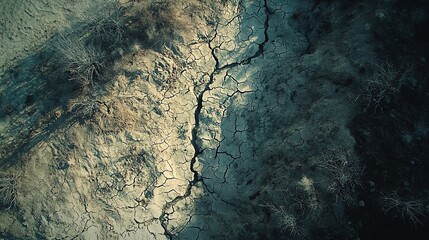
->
xmin=0 ymin=0 xmax=428 ymax=239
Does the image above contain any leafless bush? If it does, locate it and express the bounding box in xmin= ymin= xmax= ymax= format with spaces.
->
xmin=297 ymin=176 xmax=322 ymax=218
xmin=266 ymin=204 xmax=304 ymax=237
xmin=0 ymin=175 xmax=17 ymax=210
xmin=382 ymin=192 xmax=426 ymax=225
xmin=360 ymin=62 xmax=405 ymax=113
xmin=263 ymin=175 xmax=324 ymax=238
xmin=320 ymin=148 xmax=362 ymax=204
xmin=67 ymin=94 xmax=105 ymax=118
xmin=49 ymin=0 xmax=128 ymax=90
xmin=79 ymin=0 xmax=127 ymax=50
xmin=131 ymin=1 xmax=188 ymax=47
xmin=54 ymin=36 xmax=105 ymax=89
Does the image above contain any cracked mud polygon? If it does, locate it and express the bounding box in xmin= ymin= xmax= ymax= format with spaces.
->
xmin=1 ymin=0 xmax=429 ymax=239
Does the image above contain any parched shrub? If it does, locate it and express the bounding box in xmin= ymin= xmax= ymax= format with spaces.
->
xmin=78 ymin=0 xmax=128 ymax=50
xmin=360 ymin=62 xmax=409 ymax=113
xmin=130 ymin=0 xmax=188 ymax=47
xmin=54 ymin=36 xmax=106 ymax=89
xmin=266 ymin=204 xmax=304 ymax=237
xmin=320 ymin=148 xmax=362 ymax=204
xmin=0 ymin=175 xmax=17 ymax=210
xmin=49 ymin=0 xmax=128 ymax=90
xmin=67 ymin=93 xmax=105 ymax=118
xmin=262 ymin=175 xmax=324 ymax=238
xmin=381 ymin=192 xmax=426 ymax=225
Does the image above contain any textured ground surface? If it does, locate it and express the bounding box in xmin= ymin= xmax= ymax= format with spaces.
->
xmin=0 ymin=0 xmax=400 ymax=239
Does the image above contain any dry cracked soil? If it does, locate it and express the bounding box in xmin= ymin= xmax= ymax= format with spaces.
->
xmin=1 ymin=0 xmax=429 ymax=239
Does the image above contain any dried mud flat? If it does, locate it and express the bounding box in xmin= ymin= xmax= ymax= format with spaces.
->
xmin=1 ymin=0 xmax=428 ymax=239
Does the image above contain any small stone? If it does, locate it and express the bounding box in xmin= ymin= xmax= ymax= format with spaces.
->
xmin=54 ymin=109 xmax=62 ymax=118
xmin=358 ymin=201 xmax=365 ymax=207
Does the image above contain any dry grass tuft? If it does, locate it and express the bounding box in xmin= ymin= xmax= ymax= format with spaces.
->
xmin=0 ymin=174 xmax=17 ymax=210
xmin=54 ymin=36 xmax=106 ymax=89
xmin=320 ymin=148 xmax=362 ymax=204
xmin=382 ymin=192 xmax=426 ymax=225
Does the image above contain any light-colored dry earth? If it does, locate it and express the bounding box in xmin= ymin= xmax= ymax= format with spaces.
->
xmin=0 ymin=0 xmax=107 ymax=75
xmin=0 ymin=0 xmax=377 ymax=239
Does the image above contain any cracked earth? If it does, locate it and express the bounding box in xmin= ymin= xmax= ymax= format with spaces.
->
xmin=0 ymin=0 xmax=376 ymax=239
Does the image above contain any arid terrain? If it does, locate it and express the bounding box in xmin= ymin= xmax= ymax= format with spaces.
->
xmin=1 ymin=0 xmax=429 ymax=239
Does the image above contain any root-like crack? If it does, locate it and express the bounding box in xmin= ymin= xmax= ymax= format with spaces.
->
xmin=159 ymin=1 xmax=271 ymax=238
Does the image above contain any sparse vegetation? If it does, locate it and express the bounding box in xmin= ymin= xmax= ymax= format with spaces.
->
xmin=130 ymin=1 xmax=188 ymax=48
xmin=263 ymin=174 xmax=325 ymax=239
xmin=267 ymin=204 xmax=303 ymax=237
xmin=320 ymin=148 xmax=362 ymax=204
xmin=67 ymin=93 xmax=105 ymax=118
xmin=79 ymin=0 xmax=127 ymax=50
xmin=0 ymin=174 xmax=17 ymax=210
xmin=54 ymin=36 xmax=106 ymax=89
xmin=297 ymin=176 xmax=322 ymax=218
xmin=360 ymin=62 xmax=406 ymax=113
xmin=47 ymin=0 xmax=128 ymax=91
xmin=382 ymin=192 xmax=426 ymax=225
